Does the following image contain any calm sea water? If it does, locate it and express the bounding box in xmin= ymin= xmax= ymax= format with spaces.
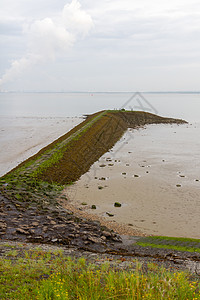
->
xmin=0 ymin=92 xmax=200 ymax=122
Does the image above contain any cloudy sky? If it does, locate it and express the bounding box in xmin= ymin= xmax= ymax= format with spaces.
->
xmin=1 ymin=0 xmax=200 ymax=92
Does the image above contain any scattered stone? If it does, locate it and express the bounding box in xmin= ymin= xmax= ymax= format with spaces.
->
xmin=108 ymin=164 xmax=114 ymax=166
xmin=91 ymin=205 xmax=97 ymax=209
xmin=81 ymin=202 xmax=87 ymax=205
xmin=122 ymin=172 xmax=126 ymax=175
xmin=176 ymin=184 xmax=182 ymax=188
xmin=114 ymin=202 xmax=122 ymax=207
xmin=134 ymin=175 xmax=139 ymax=178
xmin=195 ymin=179 xmax=199 ymax=182
xmin=99 ymin=177 xmax=106 ymax=181
xmin=98 ymin=186 xmax=103 ymax=190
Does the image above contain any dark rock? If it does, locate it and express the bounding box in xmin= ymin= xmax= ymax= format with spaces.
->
xmin=106 ymin=212 xmax=114 ymax=217
xmin=114 ymin=202 xmax=122 ymax=207
xmin=16 ymin=228 xmax=29 ymax=235
xmin=100 ymin=164 xmax=106 ymax=167
xmin=88 ymin=235 xmax=104 ymax=244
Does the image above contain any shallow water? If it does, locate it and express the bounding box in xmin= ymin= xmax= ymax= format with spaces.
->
xmin=0 ymin=92 xmax=200 ymax=121
xmin=0 ymin=116 xmax=82 ymax=176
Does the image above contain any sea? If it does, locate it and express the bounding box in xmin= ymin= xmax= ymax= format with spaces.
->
xmin=0 ymin=92 xmax=200 ymax=122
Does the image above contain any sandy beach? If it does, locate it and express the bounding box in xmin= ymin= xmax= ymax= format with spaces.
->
xmin=0 ymin=116 xmax=82 ymax=177
xmin=64 ymin=122 xmax=200 ymax=239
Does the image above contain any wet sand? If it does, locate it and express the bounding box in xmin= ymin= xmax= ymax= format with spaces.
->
xmin=64 ymin=123 xmax=200 ymax=239
xmin=0 ymin=116 xmax=82 ymax=177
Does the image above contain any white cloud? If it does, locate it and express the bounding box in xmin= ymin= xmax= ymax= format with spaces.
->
xmin=62 ymin=0 xmax=93 ymax=36
xmin=0 ymin=0 xmax=93 ymax=87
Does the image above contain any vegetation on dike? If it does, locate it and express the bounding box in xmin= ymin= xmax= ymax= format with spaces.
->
xmin=0 ymin=246 xmax=199 ymax=300
xmin=137 ymin=236 xmax=200 ymax=253
xmin=0 ymin=110 xmax=186 ymax=209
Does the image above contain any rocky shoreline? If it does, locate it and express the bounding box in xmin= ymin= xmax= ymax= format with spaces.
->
xmin=0 ymin=192 xmax=200 ymax=277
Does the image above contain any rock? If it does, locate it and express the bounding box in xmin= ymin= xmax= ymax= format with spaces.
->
xmin=106 ymin=212 xmax=114 ymax=217
xmin=91 ymin=205 xmax=97 ymax=209
xmin=176 ymin=184 xmax=182 ymax=187
xmin=50 ymin=220 xmax=57 ymax=225
xmin=100 ymin=164 xmax=106 ymax=167
xmin=53 ymin=224 xmax=66 ymax=229
xmin=114 ymin=202 xmax=121 ymax=207
xmin=98 ymin=186 xmax=103 ymax=190
xmin=43 ymin=226 xmax=48 ymax=232
xmin=0 ymin=221 xmax=7 ymax=231
xmin=51 ymin=238 xmax=58 ymax=243
xmin=122 ymin=172 xmax=126 ymax=175
xmin=32 ymin=222 xmax=39 ymax=226
xmin=102 ymin=231 xmax=112 ymax=237
xmin=16 ymin=228 xmax=29 ymax=235
xmin=134 ymin=174 xmax=139 ymax=177
xmin=88 ymin=235 xmax=103 ymax=244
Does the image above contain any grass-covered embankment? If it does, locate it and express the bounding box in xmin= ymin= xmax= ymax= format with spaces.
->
xmin=0 ymin=110 xmax=186 ymax=210
xmin=0 ymin=245 xmax=199 ymax=300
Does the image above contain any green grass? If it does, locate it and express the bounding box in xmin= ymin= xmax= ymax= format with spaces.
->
xmin=0 ymin=247 xmax=199 ymax=299
xmin=136 ymin=236 xmax=200 ymax=253
xmin=147 ymin=236 xmax=200 ymax=243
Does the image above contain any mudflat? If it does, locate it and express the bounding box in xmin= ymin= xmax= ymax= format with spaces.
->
xmin=64 ymin=122 xmax=200 ymax=239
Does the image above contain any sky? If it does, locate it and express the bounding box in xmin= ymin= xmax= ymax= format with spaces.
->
xmin=1 ymin=0 xmax=200 ymax=92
